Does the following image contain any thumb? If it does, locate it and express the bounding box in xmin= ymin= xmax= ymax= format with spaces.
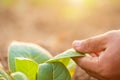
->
xmin=72 ymin=35 xmax=107 ymax=53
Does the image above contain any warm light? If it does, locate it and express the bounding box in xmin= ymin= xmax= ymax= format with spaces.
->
xmin=61 ymin=0 xmax=96 ymax=20
xmin=68 ymin=0 xmax=83 ymax=6
xmin=61 ymin=0 xmax=84 ymax=20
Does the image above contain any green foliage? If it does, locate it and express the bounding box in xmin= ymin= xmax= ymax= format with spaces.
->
xmin=15 ymin=58 xmax=38 ymax=80
xmin=0 ymin=69 xmax=12 ymax=80
xmin=0 ymin=41 xmax=84 ymax=80
xmin=37 ymin=62 xmax=71 ymax=80
xmin=11 ymin=72 xmax=28 ymax=80
xmin=47 ymin=49 xmax=84 ymax=76
xmin=53 ymin=49 xmax=84 ymax=59
xmin=8 ymin=42 xmax=52 ymax=72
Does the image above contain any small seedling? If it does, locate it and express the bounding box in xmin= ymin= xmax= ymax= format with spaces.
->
xmin=0 ymin=41 xmax=84 ymax=80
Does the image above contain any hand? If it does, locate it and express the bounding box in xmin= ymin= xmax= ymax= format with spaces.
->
xmin=72 ymin=30 xmax=120 ymax=80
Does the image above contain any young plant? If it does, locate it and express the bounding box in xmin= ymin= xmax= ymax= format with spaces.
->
xmin=0 ymin=41 xmax=84 ymax=80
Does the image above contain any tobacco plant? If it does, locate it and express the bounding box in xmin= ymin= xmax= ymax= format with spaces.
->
xmin=0 ymin=41 xmax=84 ymax=80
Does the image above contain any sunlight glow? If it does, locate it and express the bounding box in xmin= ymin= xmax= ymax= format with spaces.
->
xmin=61 ymin=0 xmax=84 ymax=20
xmin=61 ymin=0 xmax=96 ymax=20
xmin=68 ymin=0 xmax=83 ymax=6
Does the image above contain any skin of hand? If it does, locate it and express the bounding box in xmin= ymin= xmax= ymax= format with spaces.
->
xmin=72 ymin=30 xmax=120 ymax=80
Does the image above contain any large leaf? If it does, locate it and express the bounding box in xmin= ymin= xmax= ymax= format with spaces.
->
xmin=15 ymin=58 xmax=38 ymax=80
xmin=11 ymin=72 xmax=28 ymax=80
xmin=52 ymin=49 xmax=84 ymax=60
xmin=8 ymin=41 xmax=52 ymax=72
xmin=37 ymin=62 xmax=71 ymax=80
xmin=47 ymin=49 xmax=84 ymax=76
xmin=0 ymin=69 xmax=11 ymax=80
xmin=48 ymin=49 xmax=84 ymax=63
xmin=55 ymin=58 xmax=76 ymax=76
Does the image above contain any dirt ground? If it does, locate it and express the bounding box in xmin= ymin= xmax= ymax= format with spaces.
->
xmin=0 ymin=1 xmax=120 ymax=80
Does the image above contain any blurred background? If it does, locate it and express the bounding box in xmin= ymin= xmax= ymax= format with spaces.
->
xmin=0 ymin=0 xmax=120 ymax=80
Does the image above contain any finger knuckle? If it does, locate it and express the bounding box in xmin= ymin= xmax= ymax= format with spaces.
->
xmin=86 ymin=38 xmax=97 ymax=52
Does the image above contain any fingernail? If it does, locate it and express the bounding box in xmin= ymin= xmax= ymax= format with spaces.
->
xmin=73 ymin=40 xmax=81 ymax=46
xmin=73 ymin=40 xmax=82 ymax=50
xmin=73 ymin=40 xmax=81 ymax=50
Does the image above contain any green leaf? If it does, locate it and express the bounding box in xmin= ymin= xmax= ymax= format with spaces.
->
xmin=48 ymin=49 xmax=84 ymax=63
xmin=37 ymin=62 xmax=71 ymax=80
xmin=8 ymin=41 xmax=52 ymax=72
xmin=48 ymin=49 xmax=84 ymax=67
xmin=0 ymin=69 xmax=11 ymax=80
xmin=15 ymin=58 xmax=38 ymax=80
xmin=47 ymin=49 xmax=84 ymax=76
xmin=52 ymin=49 xmax=84 ymax=60
xmin=66 ymin=59 xmax=76 ymax=76
xmin=55 ymin=58 xmax=76 ymax=76
xmin=11 ymin=72 xmax=28 ymax=80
